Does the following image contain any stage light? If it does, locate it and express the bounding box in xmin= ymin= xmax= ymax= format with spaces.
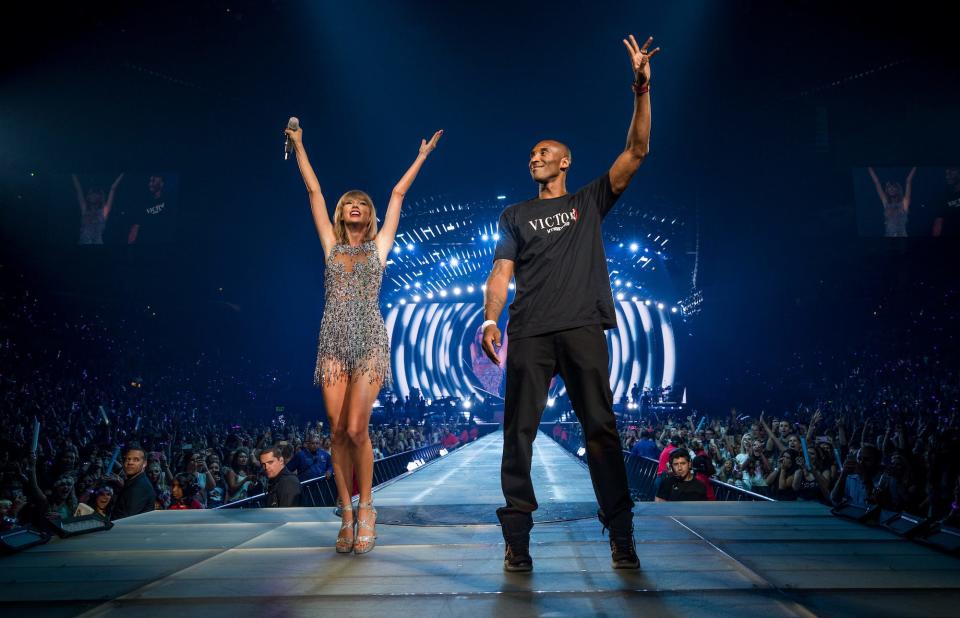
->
xmin=426 ymin=292 xmax=434 ymax=299
xmin=619 ymin=242 xmax=624 ymax=248
xmin=671 ymin=307 xmax=678 ymax=313
xmin=453 ymin=287 xmax=462 ymax=295
xmin=481 ymin=284 xmax=487 ymax=291
xmin=467 ymin=285 xmax=475 ymax=293
xmin=508 ymin=283 xmax=515 ymax=290
xmin=632 ymin=296 xmax=638 ymax=301
xmin=386 ymin=303 xmax=392 ymax=308
xmin=481 ymin=233 xmax=489 ymax=241
xmin=614 ymin=279 xmax=622 ymax=286
xmin=657 ymin=303 xmax=665 ymax=310
xmin=630 ymin=243 xmax=639 ymax=252
xmin=413 ymin=295 xmax=422 ymax=302
xmin=404 ymin=284 xmax=411 ymax=290
xmin=625 ymin=282 xmax=632 ymax=288
xmin=497 ymin=195 xmax=506 ymax=200
xmin=439 ymin=290 xmax=447 ymax=298
xmin=393 ymin=246 xmax=401 ymax=254
xmin=616 ymin=293 xmax=625 ymax=300
xmin=414 ymin=282 xmax=421 ymax=288
xmin=577 ymin=447 xmax=586 ymax=457
xmin=399 ymin=299 xmax=407 ymax=305
xmin=406 ymin=243 xmax=415 ymax=251
xmin=449 ymin=257 xmax=459 ymax=267
xmin=492 ymin=233 xmax=500 ymax=241
xmin=547 ymin=397 xmax=556 ymax=407
xmin=644 ymin=248 xmax=649 ymax=253
xmin=463 ymin=400 xmax=472 ymax=409
xmin=644 ymin=300 xmax=652 ymax=306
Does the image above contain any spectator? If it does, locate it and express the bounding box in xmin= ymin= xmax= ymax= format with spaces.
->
xmin=111 ymin=444 xmax=156 ymax=520
xmin=655 ymin=449 xmax=707 ymax=502
xmin=168 ymin=473 xmax=204 ymax=510
xmin=831 ymin=444 xmax=882 ymax=508
xmin=260 ymin=445 xmax=300 ymax=508
xmin=286 ymin=433 xmax=332 ymax=482
xmin=630 ymin=430 xmax=660 ymax=460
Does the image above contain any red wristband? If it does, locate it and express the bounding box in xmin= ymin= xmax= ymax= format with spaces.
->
xmin=632 ymin=82 xmax=650 ymax=95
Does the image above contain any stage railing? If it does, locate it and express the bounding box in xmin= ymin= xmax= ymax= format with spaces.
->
xmin=216 ymin=441 xmax=460 ymax=510
xmin=544 ymin=426 xmax=773 ymax=502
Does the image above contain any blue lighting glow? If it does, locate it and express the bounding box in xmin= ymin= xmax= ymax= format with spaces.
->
xmin=481 ymin=234 xmax=489 ymax=241
xmin=393 ymin=246 xmax=401 ymax=254
xmin=492 ymin=233 xmax=500 ymax=241
xmin=449 ymin=257 xmax=459 ymax=267
xmin=630 ymin=243 xmax=639 ymax=252
xmin=406 ymin=243 xmax=415 ymax=251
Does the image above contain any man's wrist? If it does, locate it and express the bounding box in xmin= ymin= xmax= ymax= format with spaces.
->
xmin=632 ymin=78 xmax=650 ymax=95
xmin=481 ymin=320 xmax=497 ymax=331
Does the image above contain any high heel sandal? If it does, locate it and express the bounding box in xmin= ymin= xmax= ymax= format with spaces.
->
xmin=354 ymin=501 xmax=377 ymax=555
xmin=335 ymin=504 xmax=355 ymax=554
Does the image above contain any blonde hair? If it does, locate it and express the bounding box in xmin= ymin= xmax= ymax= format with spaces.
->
xmin=332 ymin=190 xmax=377 ymax=245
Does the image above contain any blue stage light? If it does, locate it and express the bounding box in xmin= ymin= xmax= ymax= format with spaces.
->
xmin=439 ymin=290 xmax=447 ymax=298
xmin=393 ymin=246 xmax=401 ymax=254
xmin=497 ymin=195 xmax=506 ymax=200
xmin=507 ymin=283 xmax=515 ymax=290
xmin=466 ymin=285 xmax=475 ymax=293
xmin=414 ymin=282 xmax=421 ymax=289
xmin=453 ymin=287 xmax=462 ymax=295
xmin=644 ymin=300 xmax=652 ymax=306
xmin=616 ymin=292 xmax=625 ymax=300
xmin=413 ymin=295 xmax=422 ymax=302
xmin=404 ymin=284 xmax=411 ymax=290
xmin=406 ymin=243 xmax=415 ymax=251
xmin=426 ymin=292 xmax=434 ymax=299
xmin=492 ymin=233 xmax=500 ymax=241
xmin=657 ymin=302 xmax=665 ymax=310
xmin=671 ymin=306 xmax=679 ymax=313
xmin=399 ymin=299 xmax=407 ymax=305
xmin=481 ymin=233 xmax=489 ymax=241
xmin=449 ymin=257 xmax=459 ymax=267
xmin=630 ymin=243 xmax=639 ymax=252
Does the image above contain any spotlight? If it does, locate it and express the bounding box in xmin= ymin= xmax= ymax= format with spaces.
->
xmin=547 ymin=397 xmax=556 ymax=407
xmin=616 ymin=293 xmax=624 ymax=300
xmin=657 ymin=303 xmax=665 ymax=310
xmin=413 ymin=295 xmax=422 ymax=302
xmin=406 ymin=243 xmax=415 ymax=251
xmin=644 ymin=300 xmax=652 ymax=306
xmin=508 ymin=283 xmax=515 ymax=290
xmin=576 ymin=447 xmax=586 ymax=457
xmin=439 ymin=290 xmax=447 ymax=298
xmin=671 ymin=306 xmax=678 ymax=313
xmin=399 ymin=299 xmax=407 ymax=305
xmin=453 ymin=287 xmax=462 ymax=295
xmin=414 ymin=282 xmax=421 ymax=288
xmin=386 ymin=303 xmax=392 ymax=308
xmin=404 ymin=284 xmax=411 ymax=290
xmin=492 ymin=233 xmax=500 ymax=241
xmin=463 ymin=400 xmax=472 ymax=409
xmin=467 ymin=285 xmax=475 ymax=293
xmin=449 ymin=257 xmax=459 ymax=267
xmin=630 ymin=243 xmax=639 ymax=252
xmin=481 ymin=234 xmax=490 ymax=241
xmin=426 ymin=292 xmax=434 ymax=299
xmin=393 ymin=246 xmax=401 ymax=254
xmin=614 ymin=279 xmax=622 ymax=286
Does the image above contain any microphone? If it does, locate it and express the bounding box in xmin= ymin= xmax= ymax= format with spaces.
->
xmin=284 ymin=116 xmax=300 ymax=160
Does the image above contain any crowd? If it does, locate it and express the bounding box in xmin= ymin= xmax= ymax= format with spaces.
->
xmin=586 ymin=350 xmax=959 ymax=521
xmin=0 ymin=281 xmax=474 ymax=527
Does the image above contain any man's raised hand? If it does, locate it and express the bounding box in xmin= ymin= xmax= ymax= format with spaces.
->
xmin=622 ymin=34 xmax=660 ymax=86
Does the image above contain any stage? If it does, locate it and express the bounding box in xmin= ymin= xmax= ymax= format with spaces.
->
xmin=3 ymin=432 xmax=960 ymax=617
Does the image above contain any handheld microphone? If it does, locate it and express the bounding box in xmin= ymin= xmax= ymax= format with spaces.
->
xmin=284 ymin=116 xmax=300 ymax=160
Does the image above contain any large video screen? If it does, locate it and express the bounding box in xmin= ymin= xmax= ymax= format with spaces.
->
xmin=853 ymin=166 xmax=959 ymax=237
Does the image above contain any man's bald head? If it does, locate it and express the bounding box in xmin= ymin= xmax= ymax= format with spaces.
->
xmin=529 ymin=140 xmax=572 ymax=183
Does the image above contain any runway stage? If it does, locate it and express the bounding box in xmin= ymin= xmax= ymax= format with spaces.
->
xmin=3 ymin=431 xmax=960 ymax=617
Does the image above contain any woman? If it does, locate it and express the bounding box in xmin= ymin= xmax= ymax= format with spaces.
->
xmin=868 ymin=166 xmax=916 ymax=237
xmin=286 ymin=123 xmax=442 ymax=554
xmin=168 ymin=473 xmax=204 ymax=510
xmin=71 ymin=173 xmax=123 ymax=245
xmin=225 ymin=448 xmax=256 ymax=503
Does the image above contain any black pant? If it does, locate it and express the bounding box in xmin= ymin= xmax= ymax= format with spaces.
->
xmin=500 ymin=324 xmax=633 ymax=523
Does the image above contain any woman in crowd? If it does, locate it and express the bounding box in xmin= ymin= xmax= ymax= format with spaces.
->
xmin=225 ymin=448 xmax=256 ymax=503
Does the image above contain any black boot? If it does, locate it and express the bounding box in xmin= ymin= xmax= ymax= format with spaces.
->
xmin=497 ymin=507 xmax=533 ymax=572
xmin=599 ymin=509 xmax=640 ymax=570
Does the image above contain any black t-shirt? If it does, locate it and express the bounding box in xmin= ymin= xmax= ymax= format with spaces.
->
xmin=656 ymin=475 xmax=708 ymax=501
xmin=934 ymin=187 xmax=960 ymax=236
xmin=493 ymin=174 xmax=619 ymax=340
xmin=133 ymin=192 xmax=176 ymax=244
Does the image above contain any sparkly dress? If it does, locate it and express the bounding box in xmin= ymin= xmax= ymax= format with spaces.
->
xmin=314 ymin=240 xmax=391 ymax=388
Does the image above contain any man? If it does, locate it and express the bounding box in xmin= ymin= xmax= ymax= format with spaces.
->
xmin=655 ymin=449 xmax=708 ymax=502
xmin=481 ymin=34 xmax=660 ymax=572
xmin=128 ymin=174 xmax=175 ymax=244
xmin=111 ymin=444 xmax=156 ymax=520
xmin=285 ymin=433 xmax=332 ymax=483
xmin=831 ymin=444 xmax=881 ymax=508
xmin=260 ymin=445 xmax=301 ymax=507
xmin=630 ymin=430 xmax=661 ymax=460
xmin=932 ymin=166 xmax=960 ymax=237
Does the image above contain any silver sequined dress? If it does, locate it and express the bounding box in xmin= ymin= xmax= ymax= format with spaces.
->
xmin=314 ymin=241 xmax=391 ymax=388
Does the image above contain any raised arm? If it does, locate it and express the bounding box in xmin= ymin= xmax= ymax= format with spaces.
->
xmin=375 ymin=130 xmax=443 ymax=264
xmin=903 ymin=166 xmax=917 ymax=212
xmin=71 ymin=174 xmax=87 ymax=212
xmin=608 ymin=34 xmax=660 ymax=195
xmin=285 ymin=126 xmax=335 ymax=257
xmin=481 ymin=259 xmax=515 ymax=366
xmin=867 ymin=167 xmax=888 ymax=207
xmin=104 ymin=173 xmax=123 ymax=219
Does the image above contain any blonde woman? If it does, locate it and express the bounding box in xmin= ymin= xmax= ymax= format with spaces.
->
xmin=286 ymin=123 xmax=442 ymax=554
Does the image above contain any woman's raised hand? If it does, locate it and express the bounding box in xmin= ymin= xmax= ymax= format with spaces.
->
xmin=419 ymin=130 xmax=444 ymax=157
xmin=284 ymin=126 xmax=303 ymax=145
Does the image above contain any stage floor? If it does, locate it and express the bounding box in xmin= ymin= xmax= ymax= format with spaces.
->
xmin=3 ymin=431 xmax=960 ymax=617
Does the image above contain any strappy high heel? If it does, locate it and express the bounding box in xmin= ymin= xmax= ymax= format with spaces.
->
xmin=354 ymin=501 xmax=378 ymax=554
xmin=336 ymin=504 xmax=355 ymax=554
